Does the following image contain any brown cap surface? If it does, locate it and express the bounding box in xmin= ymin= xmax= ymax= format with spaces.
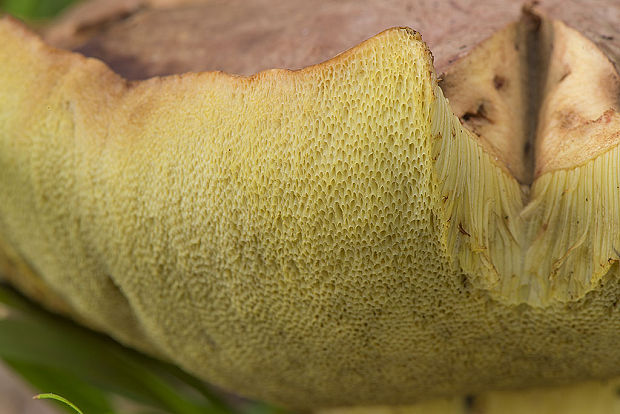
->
xmin=43 ymin=0 xmax=619 ymax=80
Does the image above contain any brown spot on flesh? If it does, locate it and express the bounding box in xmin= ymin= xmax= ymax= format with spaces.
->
xmin=458 ymin=223 xmax=471 ymax=237
xmin=493 ymin=74 xmax=506 ymax=89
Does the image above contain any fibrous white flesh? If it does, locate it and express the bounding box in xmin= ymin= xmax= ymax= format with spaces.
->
xmin=435 ymin=18 xmax=620 ymax=305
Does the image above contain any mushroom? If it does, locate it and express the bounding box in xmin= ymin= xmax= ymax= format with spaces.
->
xmin=0 ymin=0 xmax=619 ymax=412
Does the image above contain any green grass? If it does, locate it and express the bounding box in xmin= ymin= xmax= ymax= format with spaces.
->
xmin=35 ymin=393 xmax=85 ymax=414
xmin=0 ymin=0 xmax=79 ymax=20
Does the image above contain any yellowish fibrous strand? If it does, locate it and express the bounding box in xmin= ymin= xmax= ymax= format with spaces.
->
xmin=433 ymin=85 xmax=620 ymax=305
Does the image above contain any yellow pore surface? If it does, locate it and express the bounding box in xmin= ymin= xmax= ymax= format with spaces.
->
xmin=0 ymin=17 xmax=619 ymax=409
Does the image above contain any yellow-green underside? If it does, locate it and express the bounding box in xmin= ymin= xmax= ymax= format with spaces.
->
xmin=0 ymin=18 xmax=619 ymax=409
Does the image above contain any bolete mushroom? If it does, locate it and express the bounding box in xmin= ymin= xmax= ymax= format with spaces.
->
xmin=0 ymin=0 xmax=619 ymax=412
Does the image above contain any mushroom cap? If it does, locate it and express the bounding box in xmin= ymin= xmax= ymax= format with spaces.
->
xmin=1 ymin=0 xmax=619 ymax=410
xmin=42 ymin=0 xmax=620 ymax=78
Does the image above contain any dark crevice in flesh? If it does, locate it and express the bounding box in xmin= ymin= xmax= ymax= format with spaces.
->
xmin=519 ymin=9 xmax=552 ymax=187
